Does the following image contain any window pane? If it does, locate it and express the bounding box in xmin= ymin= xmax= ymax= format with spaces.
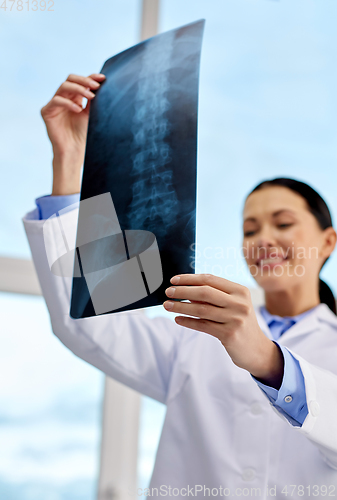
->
xmin=0 ymin=292 xmax=104 ymax=500
xmin=0 ymin=0 xmax=139 ymax=258
xmin=160 ymin=0 xmax=337 ymax=292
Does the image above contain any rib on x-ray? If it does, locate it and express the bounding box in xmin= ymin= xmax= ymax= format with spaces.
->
xmin=70 ymin=19 xmax=205 ymax=318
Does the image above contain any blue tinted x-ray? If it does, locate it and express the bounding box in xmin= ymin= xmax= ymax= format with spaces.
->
xmin=70 ymin=19 xmax=205 ymax=318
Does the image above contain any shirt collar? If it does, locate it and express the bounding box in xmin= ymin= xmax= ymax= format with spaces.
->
xmin=259 ymin=304 xmax=319 ymax=327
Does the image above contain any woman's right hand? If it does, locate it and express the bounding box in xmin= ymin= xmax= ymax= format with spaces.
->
xmin=40 ymin=73 xmax=106 ymax=196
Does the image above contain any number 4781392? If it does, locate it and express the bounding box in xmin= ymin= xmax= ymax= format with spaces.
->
xmin=0 ymin=0 xmax=54 ymax=11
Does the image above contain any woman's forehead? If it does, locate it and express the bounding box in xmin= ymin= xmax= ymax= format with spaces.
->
xmin=243 ymin=186 xmax=308 ymax=218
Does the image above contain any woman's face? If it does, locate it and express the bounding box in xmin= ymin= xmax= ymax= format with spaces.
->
xmin=242 ymin=186 xmax=333 ymax=292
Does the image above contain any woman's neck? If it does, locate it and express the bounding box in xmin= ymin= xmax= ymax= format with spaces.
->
xmin=264 ymin=285 xmax=320 ymax=317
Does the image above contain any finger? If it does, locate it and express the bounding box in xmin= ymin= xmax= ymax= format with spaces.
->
xmin=163 ymin=299 xmax=225 ymax=323
xmin=42 ymin=95 xmax=83 ymax=115
xmin=170 ymin=273 xmax=247 ymax=296
xmin=69 ymin=90 xmax=86 ymax=108
xmin=66 ymin=73 xmax=106 ymax=90
xmin=165 ymin=285 xmax=226 ymax=307
xmin=56 ymin=81 xmax=96 ymax=100
xmin=86 ymin=73 xmax=106 ymax=81
xmin=174 ymin=316 xmax=223 ymax=338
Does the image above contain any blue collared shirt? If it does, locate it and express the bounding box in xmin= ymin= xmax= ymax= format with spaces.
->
xmin=35 ymin=193 xmax=80 ymax=220
xmin=35 ymin=193 xmax=313 ymax=427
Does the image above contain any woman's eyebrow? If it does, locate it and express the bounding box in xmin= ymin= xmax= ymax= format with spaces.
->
xmin=243 ymin=209 xmax=296 ymax=223
xmin=272 ymin=209 xmax=296 ymax=217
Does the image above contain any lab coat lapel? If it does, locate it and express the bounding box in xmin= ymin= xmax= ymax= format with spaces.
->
xmin=278 ymin=303 xmax=337 ymax=343
xmin=256 ymin=303 xmax=337 ymax=344
xmin=276 ymin=308 xmax=321 ymax=343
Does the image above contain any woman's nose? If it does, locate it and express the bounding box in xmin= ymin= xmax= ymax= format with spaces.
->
xmin=255 ymin=225 xmax=277 ymax=247
xmin=252 ymin=237 xmax=277 ymax=262
xmin=257 ymin=237 xmax=276 ymax=248
xmin=255 ymin=227 xmax=278 ymax=252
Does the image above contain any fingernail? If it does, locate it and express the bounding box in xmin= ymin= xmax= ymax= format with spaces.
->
xmin=170 ymin=276 xmax=180 ymax=285
xmin=164 ymin=301 xmax=174 ymax=310
xmin=166 ymin=287 xmax=175 ymax=297
xmin=92 ymin=81 xmax=100 ymax=87
xmin=86 ymin=90 xmax=95 ymax=97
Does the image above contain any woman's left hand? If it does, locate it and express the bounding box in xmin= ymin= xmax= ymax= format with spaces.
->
xmin=164 ymin=273 xmax=284 ymax=387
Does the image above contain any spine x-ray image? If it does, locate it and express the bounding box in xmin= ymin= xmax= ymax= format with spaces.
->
xmin=70 ymin=19 xmax=205 ymax=318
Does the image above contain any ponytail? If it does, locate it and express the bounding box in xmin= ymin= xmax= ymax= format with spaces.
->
xmin=319 ymin=278 xmax=336 ymax=315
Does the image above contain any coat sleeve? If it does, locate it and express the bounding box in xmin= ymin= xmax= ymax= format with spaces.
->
xmin=22 ymin=207 xmax=186 ymax=405
xmin=269 ymin=347 xmax=337 ymax=470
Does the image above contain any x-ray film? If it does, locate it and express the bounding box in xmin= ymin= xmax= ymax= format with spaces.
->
xmin=69 ymin=19 xmax=205 ymax=318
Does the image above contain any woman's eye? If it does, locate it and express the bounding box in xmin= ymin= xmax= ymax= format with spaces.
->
xmin=244 ymin=224 xmax=294 ymax=236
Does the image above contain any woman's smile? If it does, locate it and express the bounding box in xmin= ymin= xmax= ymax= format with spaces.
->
xmin=256 ymin=254 xmax=289 ymax=269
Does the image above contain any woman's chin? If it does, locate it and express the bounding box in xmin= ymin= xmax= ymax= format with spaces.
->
xmin=253 ymin=273 xmax=291 ymax=292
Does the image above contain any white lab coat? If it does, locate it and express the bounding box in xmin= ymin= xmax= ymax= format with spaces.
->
xmin=23 ymin=207 xmax=337 ymax=499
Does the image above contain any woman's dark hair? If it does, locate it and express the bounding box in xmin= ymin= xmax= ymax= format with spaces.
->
xmin=247 ymin=177 xmax=336 ymax=315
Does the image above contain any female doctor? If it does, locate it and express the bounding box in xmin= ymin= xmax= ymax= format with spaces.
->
xmin=23 ymin=73 xmax=337 ymax=498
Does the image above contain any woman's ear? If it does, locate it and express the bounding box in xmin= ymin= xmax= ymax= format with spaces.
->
xmin=321 ymin=227 xmax=337 ymax=259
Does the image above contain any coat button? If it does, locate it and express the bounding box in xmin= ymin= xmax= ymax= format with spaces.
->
xmin=284 ymin=395 xmax=293 ymax=403
xmin=242 ymin=468 xmax=256 ymax=481
xmin=309 ymin=400 xmax=320 ymax=417
xmin=250 ymin=402 xmax=263 ymax=415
